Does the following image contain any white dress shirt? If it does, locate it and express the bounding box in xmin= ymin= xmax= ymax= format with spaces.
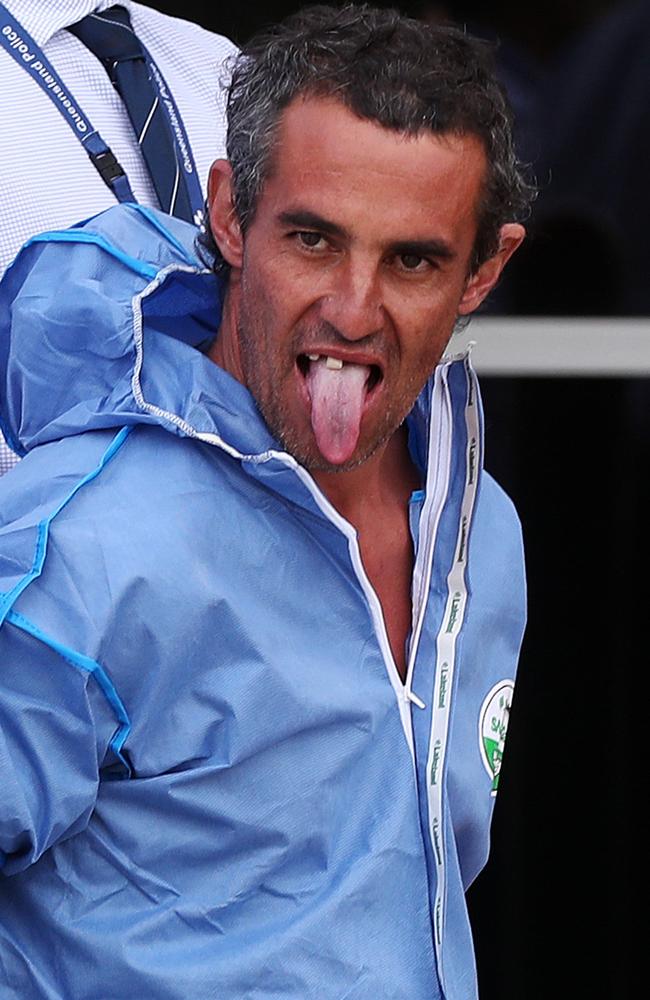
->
xmin=0 ymin=0 xmax=238 ymax=473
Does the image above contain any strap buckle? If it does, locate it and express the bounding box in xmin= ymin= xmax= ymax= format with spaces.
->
xmin=89 ymin=147 xmax=126 ymax=187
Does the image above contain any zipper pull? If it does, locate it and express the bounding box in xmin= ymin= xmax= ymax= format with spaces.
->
xmin=405 ymin=687 xmax=426 ymax=709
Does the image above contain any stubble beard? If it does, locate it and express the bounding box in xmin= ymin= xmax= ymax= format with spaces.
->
xmin=240 ymin=334 xmax=426 ymax=474
xmin=236 ymin=292 xmax=432 ymax=473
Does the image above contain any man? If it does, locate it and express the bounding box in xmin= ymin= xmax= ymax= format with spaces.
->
xmin=0 ymin=5 xmax=532 ymax=998
xmin=0 ymin=0 xmax=238 ymax=474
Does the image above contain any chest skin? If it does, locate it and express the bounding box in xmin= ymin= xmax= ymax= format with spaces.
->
xmin=357 ymin=514 xmax=415 ymax=681
xmin=313 ymin=425 xmax=422 ymax=684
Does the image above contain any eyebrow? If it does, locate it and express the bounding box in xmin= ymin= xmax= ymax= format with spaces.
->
xmin=390 ymin=239 xmax=456 ymax=262
xmin=278 ymin=210 xmax=346 ymax=240
xmin=278 ymin=209 xmax=456 ymax=261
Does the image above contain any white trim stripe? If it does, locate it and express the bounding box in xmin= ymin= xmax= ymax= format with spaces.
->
xmin=167 ymin=158 xmax=180 ymax=215
xmin=425 ymin=359 xmax=482 ymax=991
xmin=404 ymin=367 xmax=451 ymax=708
xmin=137 ymin=95 xmax=158 ymax=144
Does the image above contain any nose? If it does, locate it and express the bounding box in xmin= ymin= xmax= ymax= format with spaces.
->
xmin=318 ymin=258 xmax=384 ymax=342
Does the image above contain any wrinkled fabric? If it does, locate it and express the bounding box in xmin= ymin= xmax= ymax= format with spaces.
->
xmin=0 ymin=204 xmax=526 ymax=1000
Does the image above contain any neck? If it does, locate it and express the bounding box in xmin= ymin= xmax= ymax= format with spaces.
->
xmin=314 ymin=424 xmax=421 ymax=683
xmin=208 ymin=285 xmax=244 ymax=380
xmin=312 ymin=425 xmax=421 ymax=526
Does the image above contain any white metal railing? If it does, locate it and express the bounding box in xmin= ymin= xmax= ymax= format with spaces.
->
xmin=444 ymin=318 xmax=650 ymax=376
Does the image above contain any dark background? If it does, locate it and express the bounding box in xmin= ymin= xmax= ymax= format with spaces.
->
xmin=147 ymin=1 xmax=645 ymax=995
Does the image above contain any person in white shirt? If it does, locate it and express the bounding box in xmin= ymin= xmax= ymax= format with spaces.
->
xmin=0 ymin=0 xmax=238 ymax=475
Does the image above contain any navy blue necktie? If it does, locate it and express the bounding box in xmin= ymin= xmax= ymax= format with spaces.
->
xmin=68 ymin=5 xmax=194 ymax=222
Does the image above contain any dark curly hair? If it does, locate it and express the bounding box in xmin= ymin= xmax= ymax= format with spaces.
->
xmin=199 ymin=3 xmax=535 ymax=275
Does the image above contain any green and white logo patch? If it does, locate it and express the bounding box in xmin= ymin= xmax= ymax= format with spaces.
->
xmin=479 ymin=680 xmax=514 ymax=795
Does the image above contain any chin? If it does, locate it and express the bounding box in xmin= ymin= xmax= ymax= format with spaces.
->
xmin=283 ymin=430 xmax=391 ymax=475
xmin=304 ymin=453 xmax=369 ymax=474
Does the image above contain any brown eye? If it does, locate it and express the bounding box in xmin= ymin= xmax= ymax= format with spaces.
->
xmin=297 ymin=231 xmax=324 ymax=248
xmin=400 ymin=253 xmax=425 ymax=270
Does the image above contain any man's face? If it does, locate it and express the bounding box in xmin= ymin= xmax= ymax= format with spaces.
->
xmin=210 ymin=96 xmax=520 ymax=472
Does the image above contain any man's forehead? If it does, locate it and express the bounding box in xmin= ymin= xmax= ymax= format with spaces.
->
xmin=258 ymin=95 xmax=488 ymax=240
xmin=273 ymin=93 xmax=485 ymax=165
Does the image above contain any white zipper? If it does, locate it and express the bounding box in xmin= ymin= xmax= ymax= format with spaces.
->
xmin=289 ymin=363 xmax=458 ymax=764
xmin=290 ymin=464 xmax=416 ymax=764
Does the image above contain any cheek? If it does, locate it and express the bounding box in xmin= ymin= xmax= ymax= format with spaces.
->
xmin=239 ymin=271 xmax=281 ymax=350
xmin=243 ymin=258 xmax=309 ymax=331
xmin=396 ymin=302 xmax=458 ymax=368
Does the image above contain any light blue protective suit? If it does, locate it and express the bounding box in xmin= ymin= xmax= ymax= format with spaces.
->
xmin=0 ymin=205 xmax=526 ymax=1000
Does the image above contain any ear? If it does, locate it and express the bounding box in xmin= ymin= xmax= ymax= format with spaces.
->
xmin=208 ymin=159 xmax=243 ymax=269
xmin=457 ymin=223 xmax=526 ymax=316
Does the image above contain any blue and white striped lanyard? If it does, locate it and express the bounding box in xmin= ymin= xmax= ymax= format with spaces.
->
xmin=0 ymin=3 xmax=205 ymax=222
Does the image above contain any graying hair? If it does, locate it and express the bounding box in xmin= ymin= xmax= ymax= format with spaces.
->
xmin=199 ymin=3 xmax=535 ymax=275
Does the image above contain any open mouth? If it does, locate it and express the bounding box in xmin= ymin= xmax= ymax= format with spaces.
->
xmin=296 ymin=353 xmax=382 ymax=394
xmin=295 ymin=352 xmax=384 ymax=465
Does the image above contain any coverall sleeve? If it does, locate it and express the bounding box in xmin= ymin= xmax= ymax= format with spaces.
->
xmin=0 ymin=617 xmax=119 ymax=876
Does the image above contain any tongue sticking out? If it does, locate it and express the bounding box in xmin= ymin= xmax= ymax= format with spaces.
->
xmin=305 ymin=357 xmax=371 ymax=465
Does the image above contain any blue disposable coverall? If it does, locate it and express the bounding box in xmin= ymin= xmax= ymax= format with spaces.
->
xmin=0 ymin=205 xmax=526 ymax=999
